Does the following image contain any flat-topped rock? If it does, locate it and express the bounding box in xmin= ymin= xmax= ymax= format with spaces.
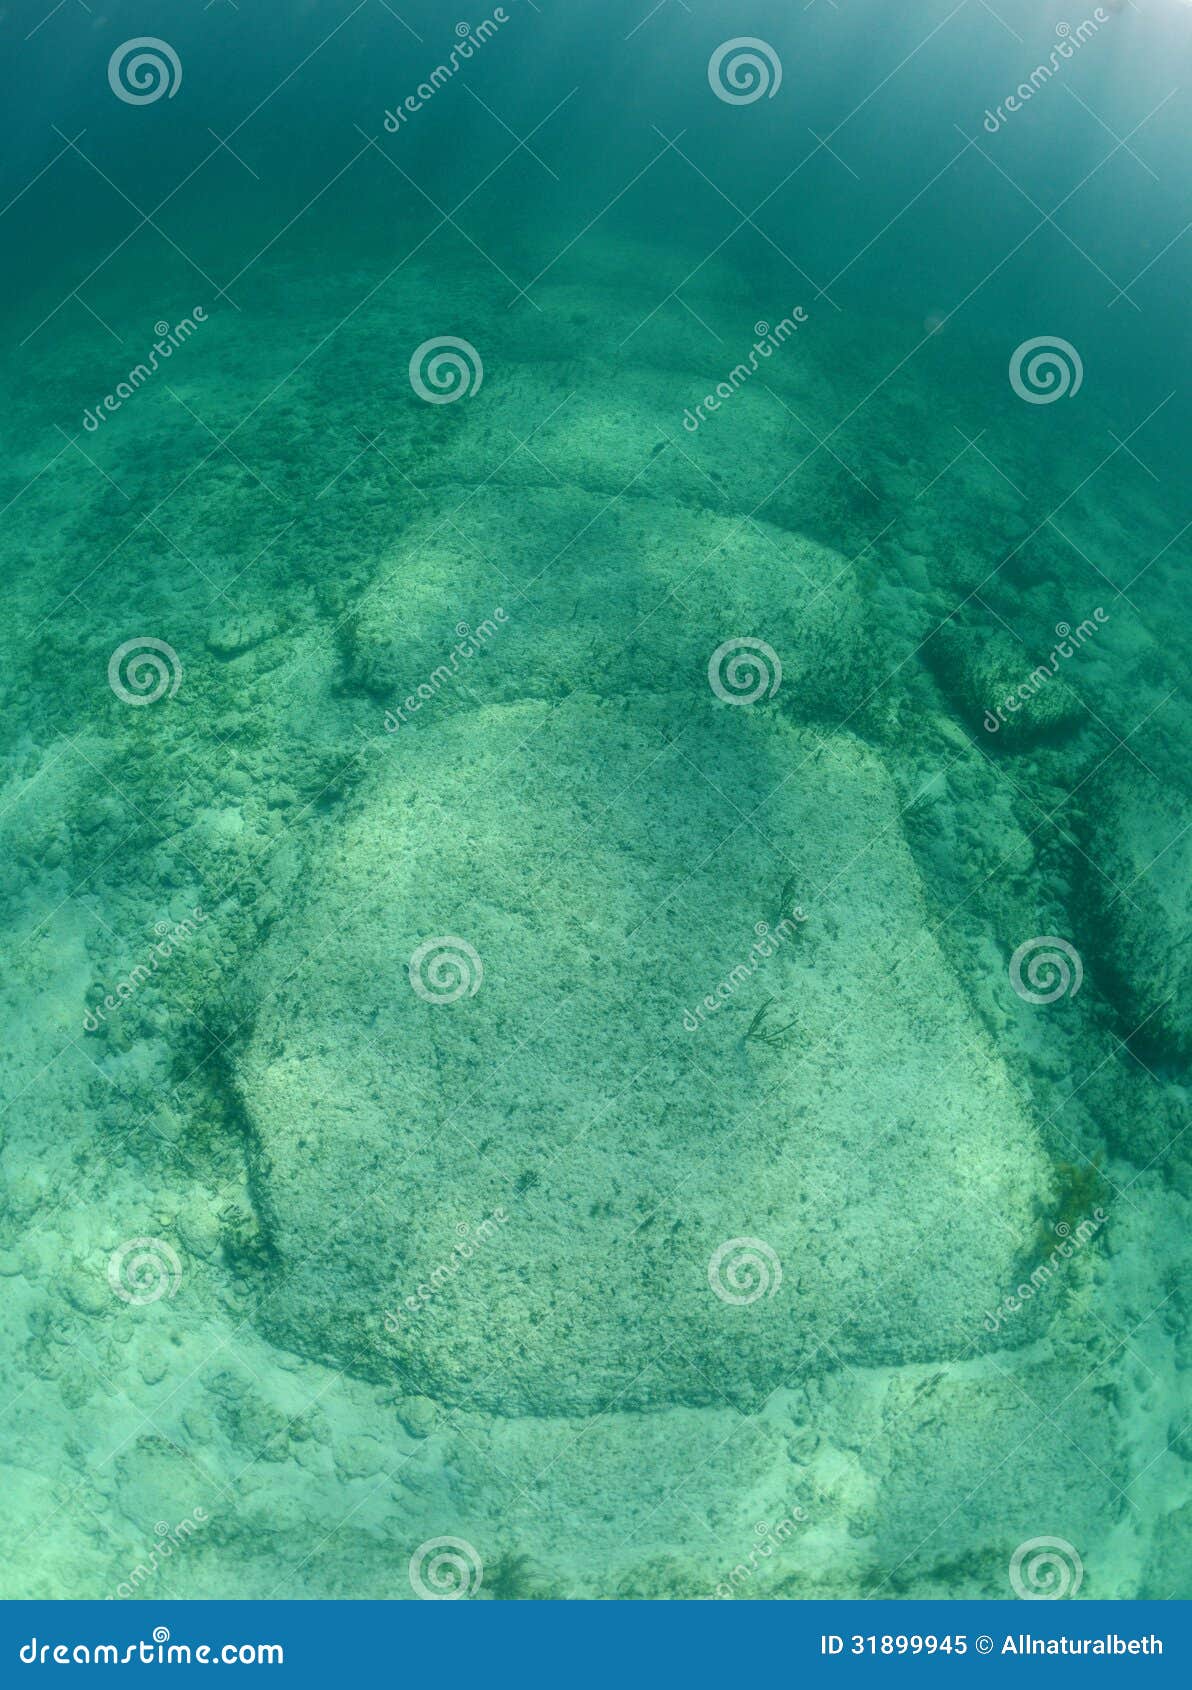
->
xmin=236 ymin=699 xmax=1051 ymax=1415
xmin=345 ymin=485 xmax=877 ymax=723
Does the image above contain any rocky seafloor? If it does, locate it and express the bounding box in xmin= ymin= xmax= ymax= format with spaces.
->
xmin=0 ymin=232 xmax=1189 ymax=1599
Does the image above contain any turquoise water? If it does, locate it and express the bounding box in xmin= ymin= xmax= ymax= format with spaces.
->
xmin=1 ymin=0 xmax=1189 ymax=1600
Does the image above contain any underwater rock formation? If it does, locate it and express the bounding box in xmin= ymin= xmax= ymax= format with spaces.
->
xmin=343 ymin=486 xmax=878 ymax=723
xmin=927 ymin=620 xmax=1086 ymax=748
xmin=1089 ymin=766 xmax=1191 ymax=1064
xmin=236 ymin=698 xmax=1051 ymax=1414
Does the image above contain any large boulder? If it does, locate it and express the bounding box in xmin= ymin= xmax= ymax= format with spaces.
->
xmin=927 ymin=620 xmax=1086 ymax=748
xmin=235 ymin=697 xmax=1051 ymax=1415
xmin=344 ymin=485 xmax=877 ymax=725
xmin=1088 ymin=765 xmax=1191 ymax=1064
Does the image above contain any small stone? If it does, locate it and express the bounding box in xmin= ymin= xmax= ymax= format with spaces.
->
xmin=65 ymin=1272 xmax=109 ymax=1316
xmin=396 ymin=1394 xmax=438 ymax=1439
xmin=139 ymin=1350 xmax=169 ymax=1386
xmin=789 ymin=1425 xmax=821 ymax=1462
xmin=176 ymin=1208 xmax=221 ymax=1260
xmin=183 ymin=1408 xmax=217 ymax=1442
xmin=76 ymin=796 xmax=121 ymax=836
xmin=207 ymin=612 xmax=276 ymax=658
xmin=60 ymin=1369 xmax=93 ymax=1410
xmin=335 ymin=1434 xmax=385 ymax=1479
